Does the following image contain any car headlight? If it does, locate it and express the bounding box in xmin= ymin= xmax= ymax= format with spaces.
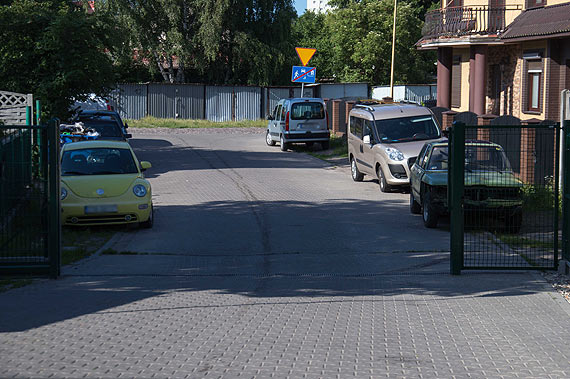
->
xmin=385 ymin=147 xmax=405 ymax=161
xmin=133 ymin=184 xmax=147 ymax=197
xmin=61 ymin=187 xmax=67 ymax=200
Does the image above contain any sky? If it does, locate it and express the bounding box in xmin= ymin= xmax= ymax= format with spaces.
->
xmin=294 ymin=0 xmax=305 ymax=15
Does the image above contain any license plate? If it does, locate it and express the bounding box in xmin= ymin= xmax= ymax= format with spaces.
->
xmin=85 ymin=205 xmax=118 ymax=214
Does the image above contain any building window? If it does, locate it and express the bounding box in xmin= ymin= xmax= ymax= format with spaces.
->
xmin=528 ymin=72 xmax=541 ymax=111
xmin=525 ymin=58 xmax=543 ymax=113
xmin=451 ymin=55 xmax=462 ymax=108
xmin=526 ymin=0 xmax=545 ymax=8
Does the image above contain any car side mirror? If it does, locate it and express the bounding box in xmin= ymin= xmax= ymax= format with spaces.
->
xmin=125 ymin=133 xmax=132 ymax=139
xmin=267 ymin=115 xmax=274 ymax=120
xmin=363 ymin=135 xmax=371 ymax=145
xmin=140 ymin=161 xmax=152 ymax=171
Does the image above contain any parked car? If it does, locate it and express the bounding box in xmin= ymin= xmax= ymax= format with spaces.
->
xmin=60 ymin=140 xmax=153 ymax=228
xmin=266 ymin=98 xmax=330 ymax=151
xmin=73 ymin=110 xmax=131 ymax=140
xmin=348 ymin=101 xmax=443 ymax=192
xmin=409 ymin=140 xmax=523 ymax=231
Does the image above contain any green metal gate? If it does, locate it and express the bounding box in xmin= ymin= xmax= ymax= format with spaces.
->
xmin=449 ymin=121 xmax=561 ymax=274
xmin=0 ymin=116 xmax=61 ymax=277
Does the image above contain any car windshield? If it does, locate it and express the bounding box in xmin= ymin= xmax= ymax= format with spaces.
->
xmin=465 ymin=145 xmax=512 ymax=172
xmin=427 ymin=146 xmax=449 ymax=170
xmin=79 ymin=113 xmax=123 ymax=127
xmin=374 ymin=115 xmax=440 ymax=143
xmin=290 ymin=102 xmax=324 ymax=120
xmin=426 ymin=145 xmax=512 ymax=172
xmin=79 ymin=119 xmax=123 ymax=138
xmin=61 ymin=148 xmax=138 ymax=176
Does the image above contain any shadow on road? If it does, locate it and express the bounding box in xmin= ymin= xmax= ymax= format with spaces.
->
xmin=129 ymin=137 xmax=331 ymax=179
xmin=0 ymin=199 xmax=543 ymax=333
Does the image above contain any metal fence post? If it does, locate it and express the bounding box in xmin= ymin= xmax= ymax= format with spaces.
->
xmin=562 ymin=119 xmax=570 ymax=263
xmin=449 ymin=122 xmax=465 ymax=275
xmin=47 ymin=118 xmax=61 ymax=278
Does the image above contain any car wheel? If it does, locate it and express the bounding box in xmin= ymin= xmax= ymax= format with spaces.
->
xmin=140 ymin=204 xmax=154 ymax=229
xmin=350 ymin=157 xmax=364 ymax=182
xmin=266 ymin=130 xmax=275 ymax=146
xmin=321 ymin=141 xmax=329 ymax=150
xmin=422 ymin=192 xmax=438 ymax=228
xmin=504 ymin=207 xmax=522 ymax=234
xmin=410 ymin=191 xmax=421 ymax=214
xmin=280 ymin=135 xmax=288 ymax=151
xmin=377 ymin=166 xmax=392 ymax=193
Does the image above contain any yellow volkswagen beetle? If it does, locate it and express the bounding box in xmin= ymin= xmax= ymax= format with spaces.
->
xmin=60 ymin=140 xmax=153 ymax=227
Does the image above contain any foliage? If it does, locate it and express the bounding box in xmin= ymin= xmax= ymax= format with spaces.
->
xmin=105 ymin=0 xmax=296 ymax=85
xmin=0 ymin=0 xmax=118 ymax=119
xmin=521 ymin=184 xmax=556 ymax=211
xmin=291 ymin=11 xmax=335 ymax=80
xmin=322 ymin=0 xmax=435 ymax=85
xmin=127 ymin=116 xmax=266 ymax=128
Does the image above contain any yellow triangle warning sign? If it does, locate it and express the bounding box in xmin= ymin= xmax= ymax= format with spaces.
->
xmin=295 ymin=47 xmax=316 ymax=67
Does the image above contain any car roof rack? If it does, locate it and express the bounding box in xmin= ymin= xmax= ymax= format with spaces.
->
xmin=354 ymin=99 xmax=390 ymax=111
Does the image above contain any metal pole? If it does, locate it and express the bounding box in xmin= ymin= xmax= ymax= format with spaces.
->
xmin=47 ymin=119 xmax=61 ymax=278
xmin=389 ymin=0 xmax=398 ymax=99
xmin=559 ymin=90 xmax=568 ymax=192
xmin=449 ymin=122 xmax=465 ymax=275
xmin=35 ymin=100 xmax=41 ymax=125
xmin=301 ymin=83 xmax=304 ymax=98
xmin=26 ymin=106 xmax=32 ymax=126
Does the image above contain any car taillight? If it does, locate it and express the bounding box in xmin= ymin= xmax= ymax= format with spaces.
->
xmin=285 ymin=111 xmax=290 ymax=131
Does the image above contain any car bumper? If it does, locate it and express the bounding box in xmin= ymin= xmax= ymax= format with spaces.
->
xmin=62 ymin=198 xmax=152 ymax=226
xmin=283 ymin=131 xmax=330 ymax=143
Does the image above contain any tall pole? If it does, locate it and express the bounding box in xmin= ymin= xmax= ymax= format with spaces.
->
xmin=390 ymin=0 xmax=398 ymax=99
xmin=301 ymin=83 xmax=304 ymax=98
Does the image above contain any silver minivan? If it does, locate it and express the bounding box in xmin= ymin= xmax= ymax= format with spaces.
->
xmin=347 ymin=101 xmax=443 ymax=192
xmin=266 ymin=98 xmax=330 ymax=151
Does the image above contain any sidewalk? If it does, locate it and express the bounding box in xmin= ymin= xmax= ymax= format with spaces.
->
xmin=1 ymin=252 xmax=569 ymax=378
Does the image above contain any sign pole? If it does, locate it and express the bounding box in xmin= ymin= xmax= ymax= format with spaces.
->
xmin=301 ymin=83 xmax=304 ymax=98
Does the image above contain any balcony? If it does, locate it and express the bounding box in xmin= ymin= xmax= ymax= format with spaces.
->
xmin=422 ymin=5 xmax=523 ymax=39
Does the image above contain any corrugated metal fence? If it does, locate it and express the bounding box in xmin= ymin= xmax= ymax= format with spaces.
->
xmin=372 ymin=85 xmax=437 ymax=105
xmin=110 ymin=83 xmax=369 ymax=121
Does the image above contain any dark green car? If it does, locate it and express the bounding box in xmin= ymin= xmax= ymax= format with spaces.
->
xmin=409 ymin=140 xmax=523 ymax=231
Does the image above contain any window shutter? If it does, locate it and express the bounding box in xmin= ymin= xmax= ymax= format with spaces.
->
xmin=451 ymin=56 xmax=462 ymax=108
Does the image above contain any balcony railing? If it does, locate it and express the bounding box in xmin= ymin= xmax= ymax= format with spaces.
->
xmin=422 ymin=5 xmax=523 ymax=39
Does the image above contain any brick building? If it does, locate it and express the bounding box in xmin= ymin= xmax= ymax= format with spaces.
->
xmin=417 ymin=0 xmax=570 ymax=122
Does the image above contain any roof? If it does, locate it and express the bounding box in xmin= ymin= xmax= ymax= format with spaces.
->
xmin=62 ymin=140 xmax=131 ymax=151
xmin=351 ymin=103 xmax=432 ymax=120
xmin=500 ymin=3 xmax=570 ymax=40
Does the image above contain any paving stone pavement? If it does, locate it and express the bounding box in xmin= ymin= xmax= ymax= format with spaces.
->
xmin=1 ymin=128 xmax=569 ymax=378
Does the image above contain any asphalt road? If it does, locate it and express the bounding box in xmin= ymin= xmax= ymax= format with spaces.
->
xmin=1 ymin=128 xmax=569 ymax=378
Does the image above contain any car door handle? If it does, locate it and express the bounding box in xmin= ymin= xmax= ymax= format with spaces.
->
xmin=359 ymin=144 xmax=363 ymax=153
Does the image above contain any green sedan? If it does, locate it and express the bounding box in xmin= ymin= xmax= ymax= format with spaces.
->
xmin=409 ymin=140 xmax=523 ymax=231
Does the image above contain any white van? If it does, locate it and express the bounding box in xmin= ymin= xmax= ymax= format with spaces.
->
xmin=265 ymin=98 xmax=330 ymax=151
xmin=347 ymin=101 xmax=443 ymax=192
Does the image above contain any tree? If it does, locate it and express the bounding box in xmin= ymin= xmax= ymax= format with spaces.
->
xmin=106 ymin=0 xmax=297 ymax=85
xmin=0 ymin=0 xmax=118 ymax=118
xmin=325 ymin=0 xmax=435 ymax=85
xmin=291 ymin=11 xmax=335 ymax=80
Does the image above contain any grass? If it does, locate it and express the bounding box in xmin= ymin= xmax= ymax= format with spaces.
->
xmin=291 ymin=135 xmax=348 ymax=161
xmin=498 ymin=234 xmax=555 ymax=250
xmin=101 ymin=248 xmax=138 ymax=255
xmin=61 ymin=227 xmax=116 ymax=265
xmin=127 ymin=116 xmax=266 ymax=129
xmin=0 ymin=278 xmax=33 ymax=293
